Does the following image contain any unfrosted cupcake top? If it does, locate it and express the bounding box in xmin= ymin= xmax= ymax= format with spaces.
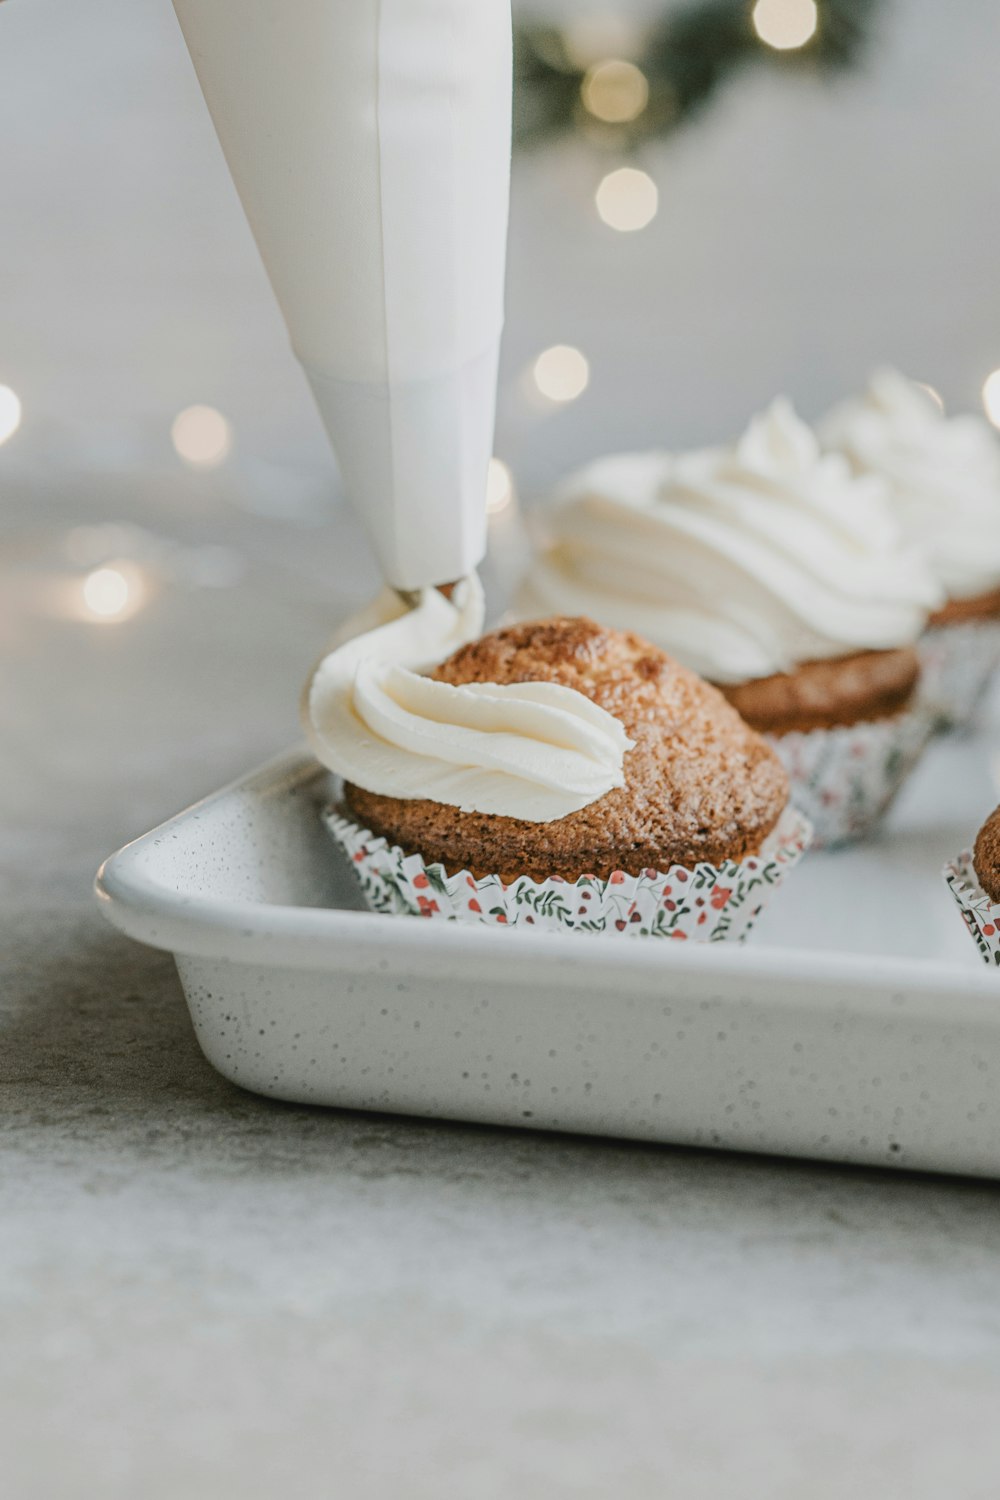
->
xmin=821 ymin=368 xmax=1000 ymax=602
xmin=519 ymin=399 xmax=942 ymax=685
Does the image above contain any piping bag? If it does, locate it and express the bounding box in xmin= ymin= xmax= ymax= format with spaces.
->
xmin=171 ymin=0 xmax=512 ymax=591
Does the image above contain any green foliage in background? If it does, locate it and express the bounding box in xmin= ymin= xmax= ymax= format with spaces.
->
xmin=514 ymin=0 xmax=883 ymax=151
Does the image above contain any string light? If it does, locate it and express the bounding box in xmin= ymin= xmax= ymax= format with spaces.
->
xmin=81 ymin=562 xmax=146 ymax=624
xmin=581 ymin=59 xmax=649 ymax=124
xmin=596 ymin=167 xmax=659 ymax=232
xmin=532 ymin=346 xmax=590 ymax=404
xmin=983 ymin=370 xmax=1000 ymax=430
xmin=751 ymin=0 xmax=818 ymax=51
xmin=515 ymin=6 xmax=875 ymax=151
xmin=0 ymin=385 xmax=22 ymax=446
xmin=486 ymin=458 xmax=514 ymax=515
xmin=171 ymin=404 xmax=233 ymax=469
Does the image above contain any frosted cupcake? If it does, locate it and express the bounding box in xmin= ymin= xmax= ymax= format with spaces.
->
xmin=303 ymin=579 xmax=809 ymax=938
xmin=944 ymin=806 xmax=1000 ymax=966
xmin=518 ymin=399 xmax=943 ymax=846
xmin=822 ymin=369 xmax=1000 ymax=727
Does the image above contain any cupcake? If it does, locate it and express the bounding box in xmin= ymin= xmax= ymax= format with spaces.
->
xmin=943 ymin=806 xmax=1000 ymax=965
xmin=821 ymin=368 xmax=1000 ymax=727
xmin=518 ymin=398 xmax=943 ymax=847
xmin=304 ymin=581 xmax=810 ymax=938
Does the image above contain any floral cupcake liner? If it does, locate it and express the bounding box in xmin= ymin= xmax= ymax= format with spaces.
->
xmin=324 ymin=806 xmax=812 ymax=941
xmin=943 ymin=852 xmax=1000 ymax=966
xmin=918 ymin=620 xmax=1000 ymax=731
xmin=767 ymin=706 xmax=933 ymax=850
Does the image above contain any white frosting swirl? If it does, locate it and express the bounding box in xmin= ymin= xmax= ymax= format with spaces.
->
xmin=304 ymin=575 xmax=633 ymax=822
xmin=518 ymin=399 xmax=942 ymax=685
xmin=821 ymin=368 xmax=1000 ymax=601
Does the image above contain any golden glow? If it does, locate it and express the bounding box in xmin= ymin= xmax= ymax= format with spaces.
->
xmin=0 ymin=385 xmax=22 ymax=446
xmin=171 ymin=404 xmax=233 ymax=469
xmin=982 ymin=370 xmax=1000 ymax=429
xmin=595 ymin=167 xmax=659 ymax=232
xmin=532 ymin=346 xmax=590 ymax=404
xmin=486 ymin=458 xmax=514 ymax=515
xmin=916 ymin=382 xmax=944 ymax=411
xmin=751 ymin=0 xmax=818 ymax=51
xmin=81 ymin=563 xmax=146 ymax=623
xmin=581 ymin=59 xmax=649 ymax=125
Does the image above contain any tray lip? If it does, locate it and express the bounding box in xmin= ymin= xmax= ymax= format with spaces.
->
xmin=94 ymin=745 xmax=1000 ymax=1005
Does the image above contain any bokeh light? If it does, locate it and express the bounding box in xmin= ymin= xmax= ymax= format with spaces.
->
xmin=532 ymin=346 xmax=591 ymax=404
xmin=751 ymin=0 xmax=818 ymax=51
xmin=581 ymin=60 xmax=649 ymax=124
xmin=81 ymin=563 xmax=146 ymax=624
xmin=171 ymin=404 xmax=233 ymax=469
xmin=596 ymin=167 xmax=659 ymax=232
xmin=982 ymin=370 xmax=1000 ymax=429
xmin=486 ymin=458 xmax=514 ymax=515
xmin=0 ymin=385 xmax=22 ymax=446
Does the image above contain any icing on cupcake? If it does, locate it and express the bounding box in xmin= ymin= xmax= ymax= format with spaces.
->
xmin=304 ymin=577 xmax=634 ymax=823
xmin=519 ymin=398 xmax=942 ymax=687
xmin=821 ymin=368 xmax=1000 ymax=605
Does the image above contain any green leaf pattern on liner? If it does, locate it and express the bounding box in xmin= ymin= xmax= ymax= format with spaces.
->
xmin=769 ymin=708 xmax=934 ymax=851
xmin=324 ymin=807 xmax=812 ymax=942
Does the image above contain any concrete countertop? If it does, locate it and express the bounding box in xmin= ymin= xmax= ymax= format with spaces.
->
xmin=4 ymin=477 xmax=1000 ymax=1498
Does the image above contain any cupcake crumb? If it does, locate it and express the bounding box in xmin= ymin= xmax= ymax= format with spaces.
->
xmin=973 ymin=807 xmax=1000 ymax=902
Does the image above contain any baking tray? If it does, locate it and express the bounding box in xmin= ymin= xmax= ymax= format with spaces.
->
xmin=95 ymin=731 xmax=1000 ymax=1178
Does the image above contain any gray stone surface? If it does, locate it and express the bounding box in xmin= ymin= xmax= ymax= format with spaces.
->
xmin=5 ymin=477 xmax=1000 ymax=1497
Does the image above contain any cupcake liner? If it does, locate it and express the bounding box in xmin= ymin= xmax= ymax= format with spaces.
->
xmin=767 ymin=706 xmax=932 ymax=850
xmin=943 ymin=852 xmax=1000 ymax=966
xmin=324 ymin=806 xmax=812 ymax=941
xmin=918 ymin=620 xmax=1000 ymax=730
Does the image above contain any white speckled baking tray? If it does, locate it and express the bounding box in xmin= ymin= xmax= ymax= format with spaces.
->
xmin=95 ymin=736 xmax=1000 ymax=1178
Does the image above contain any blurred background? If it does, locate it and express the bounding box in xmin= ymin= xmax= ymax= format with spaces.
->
xmin=3 ymin=0 xmax=1000 ymax=817
xmin=4 ymin=0 xmax=1000 ymax=479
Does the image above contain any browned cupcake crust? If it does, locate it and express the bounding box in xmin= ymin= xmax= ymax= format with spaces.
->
xmin=974 ymin=806 xmax=1000 ymax=902
xmin=719 ymin=647 xmax=920 ymax=736
xmin=344 ymin=616 xmax=789 ymax=882
xmin=930 ymin=586 xmax=1000 ymax=628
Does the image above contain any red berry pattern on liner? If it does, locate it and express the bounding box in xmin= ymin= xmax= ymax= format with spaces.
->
xmin=944 ymin=852 xmax=1000 ymax=967
xmin=325 ymin=807 xmax=812 ymax=942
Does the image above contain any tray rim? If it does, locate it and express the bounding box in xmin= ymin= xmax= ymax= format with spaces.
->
xmin=94 ymin=745 xmax=1000 ymax=1007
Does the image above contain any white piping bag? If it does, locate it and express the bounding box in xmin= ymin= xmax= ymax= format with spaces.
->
xmin=172 ymin=0 xmax=512 ymax=590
